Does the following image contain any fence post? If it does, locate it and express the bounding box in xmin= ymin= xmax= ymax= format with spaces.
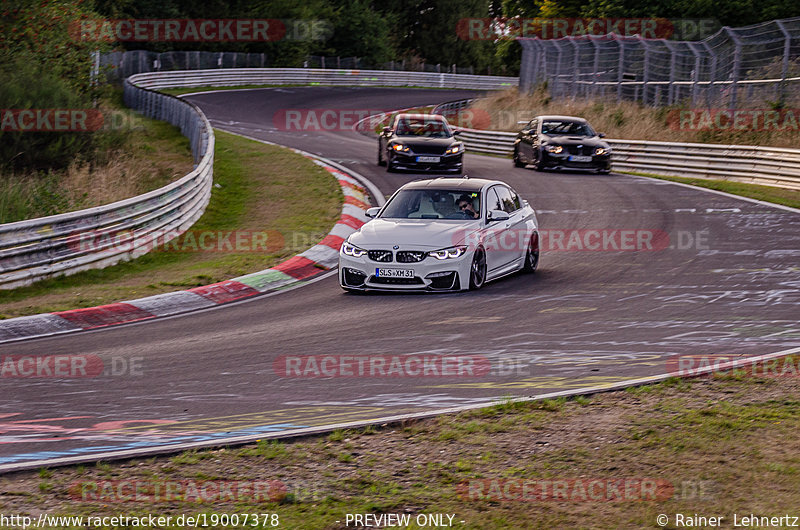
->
xmin=571 ymin=39 xmax=580 ymax=99
xmin=776 ymin=20 xmax=791 ymax=106
xmin=641 ymin=38 xmax=651 ymax=105
xmin=702 ymin=41 xmax=717 ymax=106
xmin=553 ymin=40 xmax=564 ymax=99
xmin=617 ymin=38 xmax=625 ymax=102
xmin=687 ymin=42 xmax=702 ymax=107
xmin=664 ymin=41 xmax=677 ymax=106
xmin=591 ymin=37 xmax=600 ymax=99
xmin=725 ymin=27 xmax=742 ymax=109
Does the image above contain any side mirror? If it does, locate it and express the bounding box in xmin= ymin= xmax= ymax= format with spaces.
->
xmin=598 ymin=132 xmax=606 ymax=138
xmin=487 ymin=209 xmax=510 ymax=222
xmin=382 ymin=126 xmax=392 ymax=134
xmin=365 ymin=207 xmax=381 ymax=218
xmin=452 ymin=129 xmax=461 ymax=136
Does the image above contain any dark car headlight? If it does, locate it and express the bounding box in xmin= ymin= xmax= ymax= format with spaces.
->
xmin=595 ymin=147 xmax=610 ymax=156
xmin=545 ymin=145 xmax=563 ymax=154
xmin=392 ymin=144 xmax=410 ymax=153
xmin=445 ymin=144 xmax=463 ymax=155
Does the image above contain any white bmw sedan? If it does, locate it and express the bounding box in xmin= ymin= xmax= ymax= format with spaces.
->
xmin=339 ymin=178 xmax=539 ymax=292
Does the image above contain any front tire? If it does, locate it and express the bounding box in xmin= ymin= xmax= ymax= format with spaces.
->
xmin=513 ymin=146 xmax=525 ymax=168
xmin=523 ymin=233 xmax=539 ymax=273
xmin=377 ymin=143 xmax=386 ymax=166
xmin=469 ymin=248 xmax=487 ymax=290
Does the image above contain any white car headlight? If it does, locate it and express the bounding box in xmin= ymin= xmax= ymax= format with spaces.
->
xmin=595 ymin=147 xmax=610 ymax=156
xmin=342 ymin=241 xmax=367 ymax=257
xmin=428 ymin=246 xmax=467 ymax=260
xmin=446 ymin=144 xmax=463 ymax=154
xmin=545 ymin=145 xmax=563 ymax=154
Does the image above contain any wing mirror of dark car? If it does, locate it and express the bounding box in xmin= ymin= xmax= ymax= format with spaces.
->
xmin=487 ymin=209 xmax=510 ymax=222
xmin=365 ymin=207 xmax=381 ymax=218
xmin=382 ymin=126 xmax=392 ymax=134
xmin=598 ymin=132 xmax=606 ymax=138
xmin=452 ymin=129 xmax=461 ymax=135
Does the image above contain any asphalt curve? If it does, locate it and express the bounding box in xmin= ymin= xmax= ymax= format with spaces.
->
xmin=1 ymin=87 xmax=798 ymax=470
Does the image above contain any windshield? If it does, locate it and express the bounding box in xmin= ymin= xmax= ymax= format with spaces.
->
xmin=380 ymin=189 xmax=481 ymax=220
xmin=541 ymin=120 xmax=595 ymax=137
xmin=394 ymin=117 xmax=452 ymax=138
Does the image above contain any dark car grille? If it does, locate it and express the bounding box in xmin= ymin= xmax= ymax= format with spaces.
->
xmin=368 ymin=250 xmax=393 ymax=262
xmin=396 ymin=251 xmax=426 ymax=263
xmin=410 ymin=145 xmax=448 ymax=155
xmin=566 ymin=145 xmax=596 ymax=156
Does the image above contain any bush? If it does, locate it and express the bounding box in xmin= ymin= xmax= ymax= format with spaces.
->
xmin=0 ymin=57 xmax=98 ymax=170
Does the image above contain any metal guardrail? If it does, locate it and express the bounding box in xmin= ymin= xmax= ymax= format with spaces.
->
xmin=431 ymin=101 xmax=800 ymax=191
xmin=127 ymin=68 xmax=518 ymax=91
xmin=0 ymin=79 xmax=214 ymax=289
xmin=0 ymin=69 xmax=514 ymax=290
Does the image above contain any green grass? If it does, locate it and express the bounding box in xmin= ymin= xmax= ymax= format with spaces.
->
xmin=7 ymin=366 xmax=800 ymax=529
xmin=0 ymin=130 xmax=342 ymax=318
xmin=624 ymin=171 xmax=800 ymax=209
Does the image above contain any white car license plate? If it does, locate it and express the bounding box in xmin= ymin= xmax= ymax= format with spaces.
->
xmin=376 ymin=268 xmax=414 ymax=278
xmin=568 ymin=155 xmax=592 ymax=162
xmin=416 ymin=156 xmax=440 ymax=163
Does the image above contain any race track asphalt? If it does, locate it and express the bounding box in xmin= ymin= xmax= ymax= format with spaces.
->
xmin=1 ymin=86 xmax=798 ymax=470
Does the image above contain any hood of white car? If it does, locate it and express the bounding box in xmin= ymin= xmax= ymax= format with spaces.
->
xmin=349 ymin=218 xmax=481 ymax=250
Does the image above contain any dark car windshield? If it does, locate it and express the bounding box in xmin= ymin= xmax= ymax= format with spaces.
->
xmin=394 ymin=117 xmax=452 ymax=138
xmin=541 ymin=120 xmax=595 ymax=137
xmin=380 ymin=189 xmax=481 ymax=220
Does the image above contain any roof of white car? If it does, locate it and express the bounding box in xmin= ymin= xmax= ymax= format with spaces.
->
xmin=401 ymin=177 xmax=497 ymax=192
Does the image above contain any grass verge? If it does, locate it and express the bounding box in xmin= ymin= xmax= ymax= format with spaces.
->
xmin=2 ymin=362 xmax=798 ymax=528
xmin=623 ymin=172 xmax=800 ymax=210
xmin=0 ymin=130 xmax=342 ymax=318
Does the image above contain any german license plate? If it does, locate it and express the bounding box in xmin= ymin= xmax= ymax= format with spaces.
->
xmin=376 ymin=268 xmax=414 ymax=278
xmin=416 ymin=156 xmax=440 ymax=163
xmin=568 ymin=155 xmax=592 ymax=162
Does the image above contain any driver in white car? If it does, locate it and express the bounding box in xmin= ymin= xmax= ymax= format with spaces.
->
xmin=457 ymin=194 xmax=480 ymax=219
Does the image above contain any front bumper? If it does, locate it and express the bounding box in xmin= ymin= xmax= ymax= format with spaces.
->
xmin=388 ymin=152 xmax=463 ymax=172
xmin=339 ymin=252 xmax=471 ymax=291
xmin=541 ymin=152 xmax=611 ymax=171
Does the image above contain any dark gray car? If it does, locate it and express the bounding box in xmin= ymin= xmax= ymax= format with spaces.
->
xmin=513 ymin=115 xmax=611 ymax=173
